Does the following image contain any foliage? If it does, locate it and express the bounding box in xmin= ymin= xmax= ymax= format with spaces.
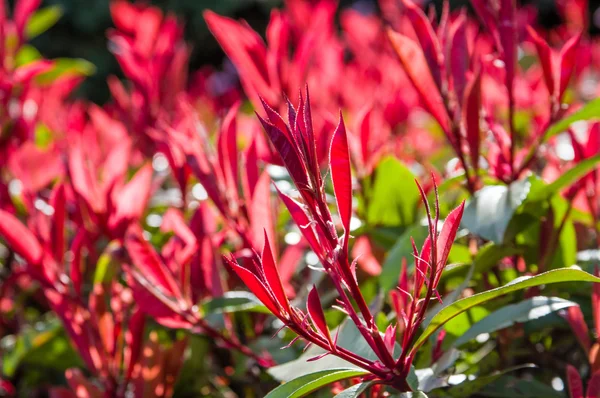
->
xmin=0 ymin=0 xmax=600 ymax=397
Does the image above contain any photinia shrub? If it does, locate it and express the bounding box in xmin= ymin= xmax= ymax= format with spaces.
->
xmin=1 ymin=0 xmax=600 ymax=396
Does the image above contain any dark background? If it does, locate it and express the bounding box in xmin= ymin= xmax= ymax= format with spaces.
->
xmin=19 ymin=0 xmax=600 ymax=104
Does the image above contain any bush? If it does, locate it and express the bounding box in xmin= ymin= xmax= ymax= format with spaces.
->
xmin=0 ymin=0 xmax=599 ymax=397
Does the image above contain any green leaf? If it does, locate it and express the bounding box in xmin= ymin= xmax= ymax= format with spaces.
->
xmin=394 ymin=392 xmax=429 ymax=398
xmin=366 ymin=157 xmax=420 ymax=227
xmin=462 ymin=178 xmax=531 ymax=243
xmin=413 ymin=267 xmax=600 ymax=349
xmin=201 ymin=292 xmax=270 ymax=314
xmin=527 ymin=154 xmax=600 ymax=202
xmin=473 ymin=243 xmax=524 ymax=274
xmin=478 ymin=375 xmax=564 ymax=397
xmin=334 ymin=381 xmax=375 ymax=397
xmin=452 ymin=297 xmax=577 ymax=347
xmin=93 ymin=250 xmax=118 ymax=284
xmin=26 ymin=6 xmax=63 ymax=39
xmin=447 ymin=364 xmax=536 ymax=397
xmin=265 ymin=369 xmax=369 ymax=398
xmin=34 ymin=123 xmax=53 ymax=149
xmin=545 ymin=98 xmax=600 ymax=140
xmin=379 ymin=225 xmax=428 ymax=292
xmin=35 ymin=58 xmax=96 ymax=85
xmin=15 ymin=45 xmax=42 ymax=67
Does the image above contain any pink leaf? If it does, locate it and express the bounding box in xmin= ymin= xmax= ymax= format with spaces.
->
xmin=526 ymin=26 xmax=555 ymax=97
xmin=0 ymin=209 xmax=42 ymax=266
xmin=307 ymin=286 xmax=333 ymax=347
xmin=402 ymin=0 xmax=443 ymax=88
xmin=250 ymin=171 xmax=275 ymax=253
xmin=329 ymin=113 xmax=352 ymax=252
xmin=388 ymin=30 xmax=450 ymax=134
xmin=558 ymin=32 xmax=582 ymax=102
xmin=203 ymin=11 xmax=277 ymax=107
xmin=108 ymin=164 xmax=153 ymax=237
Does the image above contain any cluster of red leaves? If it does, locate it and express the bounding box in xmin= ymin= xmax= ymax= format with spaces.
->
xmin=0 ymin=0 xmax=599 ymax=396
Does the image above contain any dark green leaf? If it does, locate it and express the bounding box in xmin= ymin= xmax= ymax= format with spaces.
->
xmin=452 ymin=297 xmax=577 ymax=347
xmin=202 ymin=292 xmax=270 ymax=314
xmin=447 ymin=364 xmax=536 ymax=397
xmin=478 ymin=375 xmax=564 ymax=397
xmin=472 ymin=243 xmax=524 ymax=274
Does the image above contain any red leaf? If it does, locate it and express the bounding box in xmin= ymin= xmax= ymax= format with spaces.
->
xmin=329 ymin=113 xmax=352 ymax=252
xmin=68 ymin=141 xmax=105 ymax=214
xmin=278 ymin=242 xmax=305 ymax=297
xmin=217 ymin=103 xmax=240 ymax=200
xmin=387 ymin=29 xmax=450 ymax=134
xmin=499 ymin=0 xmax=517 ymax=98
xmin=435 ymin=201 xmax=465 ymax=273
xmin=307 ymin=286 xmax=333 ymax=347
xmin=13 ymin=60 xmax=53 ymax=83
xmin=64 ymin=369 xmax=102 ymax=398
xmin=567 ymin=364 xmax=584 ymax=398
xmin=14 ymin=0 xmax=42 ymax=38
xmin=258 ymin=114 xmax=310 ymax=191
xmin=0 ymin=209 xmax=43 ymax=266
xmin=587 ymin=370 xmax=600 ymax=398
xmin=250 ymin=171 xmax=275 ymax=253
xmin=261 ymin=231 xmax=290 ymax=313
xmin=449 ymin=14 xmax=469 ymax=102
xmin=108 ymin=164 xmax=153 ymax=237
xmin=526 ymin=26 xmax=555 ymax=97
xmin=593 ymin=267 xmax=600 ymax=339
xmin=558 ymin=32 xmax=582 ymax=102
xmin=463 ymin=70 xmax=482 ymax=174
xmin=124 ymin=308 xmax=145 ymax=381
xmin=70 ymin=229 xmax=86 ymax=296
xmin=49 ymin=183 xmax=66 ymax=265
xmin=275 ymin=186 xmax=322 ymax=258
xmin=124 ymin=225 xmax=180 ymax=297
xmin=224 ymin=257 xmax=281 ymax=317
xmin=564 ymin=305 xmax=592 ymax=352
